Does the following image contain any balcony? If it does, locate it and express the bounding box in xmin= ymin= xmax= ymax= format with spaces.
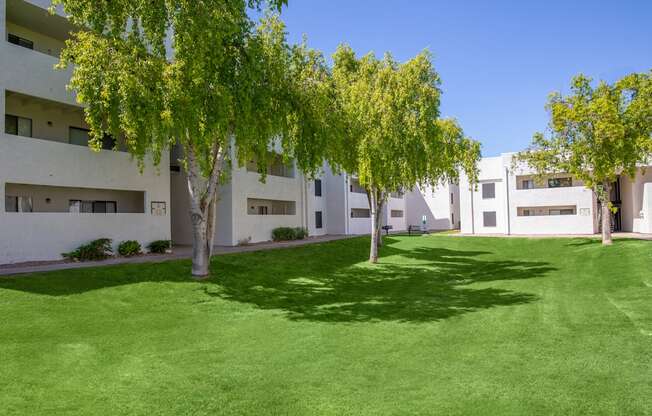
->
xmin=246 ymin=152 xmax=295 ymax=178
xmin=5 ymin=183 xmax=146 ymax=214
xmin=3 ymin=90 xmax=123 ymax=149
xmin=6 ymin=0 xmax=72 ymax=59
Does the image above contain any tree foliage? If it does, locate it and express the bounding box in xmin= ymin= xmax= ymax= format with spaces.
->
xmin=516 ymin=71 xmax=652 ymax=244
xmin=53 ymin=0 xmax=338 ymax=276
xmin=330 ymin=45 xmax=480 ymax=261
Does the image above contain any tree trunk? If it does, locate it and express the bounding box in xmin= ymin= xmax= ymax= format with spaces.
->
xmin=185 ymin=141 xmax=225 ymax=278
xmin=190 ymin=209 xmax=211 ymax=277
xmin=601 ymin=182 xmax=613 ymax=246
xmin=369 ymin=188 xmax=379 ymax=263
xmin=376 ymin=195 xmax=385 ymax=248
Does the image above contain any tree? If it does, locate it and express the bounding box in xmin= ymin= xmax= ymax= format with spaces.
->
xmin=330 ymin=45 xmax=480 ymax=263
xmin=52 ymin=0 xmax=337 ymax=277
xmin=516 ymin=72 xmax=652 ymax=245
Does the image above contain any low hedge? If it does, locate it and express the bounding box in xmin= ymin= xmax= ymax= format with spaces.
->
xmin=272 ymin=227 xmax=309 ymax=242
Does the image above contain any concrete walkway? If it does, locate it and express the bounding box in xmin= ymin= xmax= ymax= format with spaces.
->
xmin=0 ymin=234 xmax=356 ymax=277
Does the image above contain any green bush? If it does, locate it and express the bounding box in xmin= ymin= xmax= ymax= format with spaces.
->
xmin=62 ymin=238 xmax=113 ymax=262
xmin=148 ymin=240 xmax=171 ymax=254
xmin=272 ymin=227 xmax=296 ymax=241
xmin=294 ymin=227 xmax=308 ymax=240
xmin=118 ymin=240 xmax=142 ymax=257
xmin=272 ymin=227 xmax=309 ymax=241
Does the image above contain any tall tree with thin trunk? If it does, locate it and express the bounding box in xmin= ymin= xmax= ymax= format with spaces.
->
xmin=330 ymin=45 xmax=480 ymax=263
xmin=52 ymin=1 xmax=337 ymax=277
xmin=516 ymin=72 xmax=652 ymax=245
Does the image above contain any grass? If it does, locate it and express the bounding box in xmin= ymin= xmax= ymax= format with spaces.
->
xmin=1 ymin=235 xmax=651 ymax=415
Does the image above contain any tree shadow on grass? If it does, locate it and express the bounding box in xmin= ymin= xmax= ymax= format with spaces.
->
xmin=205 ymin=237 xmax=555 ymax=323
xmin=0 ymin=237 xmax=555 ymax=323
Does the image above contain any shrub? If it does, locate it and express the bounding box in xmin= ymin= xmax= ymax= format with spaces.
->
xmin=271 ymin=227 xmax=297 ymax=241
xmin=62 ymin=238 xmax=113 ymax=262
xmin=294 ymin=227 xmax=308 ymax=240
xmin=272 ymin=227 xmax=309 ymax=241
xmin=118 ymin=240 xmax=142 ymax=257
xmin=148 ymin=240 xmax=171 ymax=254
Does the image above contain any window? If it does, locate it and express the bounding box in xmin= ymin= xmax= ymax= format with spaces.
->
xmin=518 ymin=206 xmax=577 ymax=216
xmin=391 ymin=210 xmax=404 ymax=218
xmin=5 ymin=196 xmax=17 ymax=212
xmin=549 ymin=208 xmax=575 ymax=216
xmin=522 ymin=179 xmax=534 ymax=189
xmin=548 ymin=177 xmax=572 ymax=188
xmin=482 ymin=183 xmax=495 ymax=199
xmin=69 ymin=127 xmax=116 ymax=150
xmin=69 ymin=200 xmax=116 ymax=213
xmin=451 ymin=213 xmax=455 ymax=224
xmin=258 ymin=206 xmax=268 ymax=215
xmin=390 ymin=190 xmax=404 ymax=199
xmin=451 ymin=193 xmax=454 ymax=204
xmin=351 ymin=208 xmax=370 ymax=218
xmin=7 ymin=33 xmax=34 ymax=50
xmin=483 ymin=211 xmax=497 ymax=227
xmin=5 ymin=196 xmax=33 ymax=212
xmin=315 ymin=211 xmax=323 ymax=229
xmin=314 ymin=179 xmax=322 ymax=197
xmin=5 ymin=115 xmax=32 ymax=137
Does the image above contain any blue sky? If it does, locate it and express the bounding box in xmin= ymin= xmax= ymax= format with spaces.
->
xmin=275 ymin=0 xmax=652 ymax=156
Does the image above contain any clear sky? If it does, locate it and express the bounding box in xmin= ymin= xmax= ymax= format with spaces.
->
xmin=275 ymin=0 xmax=652 ymax=156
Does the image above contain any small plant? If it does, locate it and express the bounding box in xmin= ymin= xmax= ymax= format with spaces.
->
xmin=237 ymin=236 xmax=252 ymax=246
xmin=62 ymin=238 xmax=113 ymax=262
xmin=294 ymin=227 xmax=308 ymax=240
xmin=271 ymin=227 xmax=297 ymax=241
xmin=118 ymin=240 xmax=142 ymax=257
xmin=148 ymin=240 xmax=172 ymax=254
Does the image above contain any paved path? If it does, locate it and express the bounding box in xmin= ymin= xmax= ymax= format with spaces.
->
xmin=0 ymin=234 xmax=356 ymax=277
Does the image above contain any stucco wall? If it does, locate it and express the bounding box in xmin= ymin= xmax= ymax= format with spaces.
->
xmin=406 ymin=184 xmax=457 ymax=230
xmin=0 ymin=133 xmax=170 ymax=263
xmin=307 ymin=178 xmax=327 ymax=236
xmin=230 ymin=166 xmax=306 ymax=245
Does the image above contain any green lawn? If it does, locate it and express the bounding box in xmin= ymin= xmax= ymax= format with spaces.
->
xmin=1 ymin=236 xmax=651 ymax=415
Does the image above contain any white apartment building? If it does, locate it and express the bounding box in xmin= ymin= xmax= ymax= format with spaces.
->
xmin=322 ymin=166 xmax=408 ymax=235
xmin=170 ymin=147 xmax=328 ymax=246
xmin=406 ymin=183 xmax=460 ymax=231
xmin=459 ymin=153 xmax=652 ymax=235
xmin=0 ymin=0 xmax=171 ymax=263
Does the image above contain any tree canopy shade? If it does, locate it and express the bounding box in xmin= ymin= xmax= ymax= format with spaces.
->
xmin=330 ymin=45 xmax=480 ymax=262
xmin=516 ymin=71 xmax=652 ymax=244
xmin=53 ymin=0 xmax=340 ymax=277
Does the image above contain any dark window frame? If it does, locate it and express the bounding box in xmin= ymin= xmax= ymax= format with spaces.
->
xmin=482 ymin=183 xmax=496 ymax=199
xmin=314 ymin=179 xmax=322 ymax=197
xmin=5 ymin=114 xmax=32 ymax=137
xmin=69 ymin=199 xmax=117 ymax=214
xmin=548 ymin=177 xmax=573 ymax=188
xmin=69 ymin=126 xmax=116 ymax=150
xmin=483 ymin=211 xmax=497 ymax=227
xmin=315 ymin=211 xmax=323 ymax=229
xmin=8 ymin=33 xmax=34 ymax=50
